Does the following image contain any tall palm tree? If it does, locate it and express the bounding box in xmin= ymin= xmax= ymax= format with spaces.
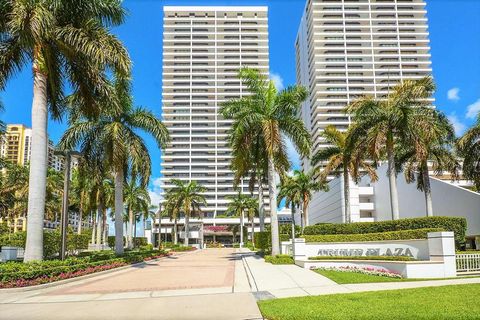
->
xmin=346 ymin=77 xmax=435 ymax=220
xmin=0 ymin=0 xmax=131 ymax=262
xmin=312 ymin=126 xmax=378 ymax=223
xmin=458 ymin=114 xmax=480 ymax=190
xmin=396 ymin=111 xmax=459 ymax=216
xmin=59 ymin=79 xmax=169 ymax=254
xmin=162 ymin=193 xmax=180 ymax=245
xmin=226 ymin=192 xmax=257 ymax=246
xmin=168 ymin=179 xmax=207 ymax=246
xmin=220 ymin=68 xmax=311 ymax=255
xmin=124 ymin=177 xmax=150 ymax=249
xmin=278 ymin=169 xmax=328 ymax=228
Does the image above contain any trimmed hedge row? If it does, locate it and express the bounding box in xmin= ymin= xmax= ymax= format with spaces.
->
xmin=308 ymin=255 xmax=416 ymax=261
xmin=303 ymin=217 xmax=466 ymax=246
xmin=107 ymin=236 xmax=148 ymax=248
xmin=302 ymin=228 xmax=443 ymax=243
xmin=0 ymin=230 xmax=90 ymax=258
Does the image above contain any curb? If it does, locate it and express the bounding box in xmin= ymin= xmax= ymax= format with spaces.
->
xmin=0 ymin=251 xmax=195 ymax=293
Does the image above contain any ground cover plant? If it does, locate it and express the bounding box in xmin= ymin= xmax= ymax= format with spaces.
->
xmin=0 ymin=249 xmax=168 ymax=288
xmin=258 ymin=284 xmax=480 ymax=320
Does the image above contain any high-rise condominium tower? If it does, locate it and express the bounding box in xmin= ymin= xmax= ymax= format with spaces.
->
xmin=296 ymin=0 xmax=433 ymax=222
xmin=161 ymin=7 xmax=270 ymax=218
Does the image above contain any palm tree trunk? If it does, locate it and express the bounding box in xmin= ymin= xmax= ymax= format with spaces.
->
xmin=133 ymin=217 xmax=137 ymax=248
xmin=240 ymin=211 xmax=244 ymax=247
xmin=258 ymin=182 xmax=265 ymax=232
xmin=24 ymin=69 xmax=48 ymax=262
xmin=102 ymin=208 xmax=107 ymax=245
xmin=114 ymin=169 xmax=124 ymax=254
xmin=96 ymin=200 xmax=103 ymax=246
xmin=91 ymin=212 xmax=96 ymax=245
xmin=343 ymin=168 xmax=350 ymax=223
xmin=173 ymin=218 xmax=178 ymax=245
xmin=77 ymin=199 xmax=83 ymax=235
xmin=267 ymin=155 xmax=280 ymax=255
xmin=127 ymin=206 xmax=134 ymax=249
xmin=250 ymin=217 xmax=255 ymax=246
xmin=387 ymin=134 xmax=400 ymax=220
xmin=422 ymin=160 xmax=433 ymax=217
xmin=184 ymin=214 xmax=189 ymax=246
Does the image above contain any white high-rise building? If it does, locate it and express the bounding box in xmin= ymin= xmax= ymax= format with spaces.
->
xmin=157 ymin=6 xmax=270 ymax=245
xmin=296 ymin=0 xmax=434 ymax=222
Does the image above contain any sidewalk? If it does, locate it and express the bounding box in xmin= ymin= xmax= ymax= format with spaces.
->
xmin=240 ymin=250 xmax=480 ymax=299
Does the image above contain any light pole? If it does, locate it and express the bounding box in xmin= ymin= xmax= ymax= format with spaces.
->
xmin=55 ymin=150 xmax=81 ymax=260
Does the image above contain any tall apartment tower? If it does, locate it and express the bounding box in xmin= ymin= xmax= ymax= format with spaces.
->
xmin=296 ymin=0 xmax=432 ymax=173
xmin=161 ymin=7 xmax=270 ymax=218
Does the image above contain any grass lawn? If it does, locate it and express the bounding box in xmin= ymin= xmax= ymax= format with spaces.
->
xmin=314 ymin=269 xmax=406 ymax=284
xmin=258 ymin=284 xmax=480 ymax=320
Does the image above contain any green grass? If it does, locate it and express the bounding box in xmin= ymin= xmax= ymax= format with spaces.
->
xmin=315 ymin=269 xmax=404 ymax=283
xmin=258 ymin=284 xmax=480 ymax=320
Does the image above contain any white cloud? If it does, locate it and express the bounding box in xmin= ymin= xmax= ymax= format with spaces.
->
xmin=447 ymin=113 xmax=466 ymax=136
xmin=447 ymin=87 xmax=460 ymax=101
xmin=270 ymin=72 xmax=284 ymax=91
xmin=466 ymin=99 xmax=480 ymax=119
xmin=148 ymin=177 xmax=163 ymax=208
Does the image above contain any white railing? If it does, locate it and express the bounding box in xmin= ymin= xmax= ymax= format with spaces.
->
xmin=456 ymin=254 xmax=480 ymax=273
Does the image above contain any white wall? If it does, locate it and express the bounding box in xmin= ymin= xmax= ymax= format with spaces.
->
xmin=364 ymin=164 xmax=480 ymax=236
xmin=309 ymin=178 xmax=344 ymax=224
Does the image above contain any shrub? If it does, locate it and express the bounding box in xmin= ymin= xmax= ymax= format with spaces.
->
xmin=264 ymin=254 xmax=294 ymax=264
xmin=0 ymin=230 xmax=90 ymax=258
xmin=302 ymin=228 xmax=442 ymax=243
xmin=303 ymin=217 xmax=466 ymax=247
xmin=107 ymin=236 xmax=148 ymax=248
xmin=139 ymin=244 xmax=154 ymax=251
xmin=206 ymin=241 xmax=222 ymax=248
xmin=308 ymin=255 xmax=416 ymax=261
xmin=254 ymin=232 xmax=291 ymax=252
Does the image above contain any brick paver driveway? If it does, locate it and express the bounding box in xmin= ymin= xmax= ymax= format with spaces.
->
xmin=50 ymin=248 xmax=236 ymax=295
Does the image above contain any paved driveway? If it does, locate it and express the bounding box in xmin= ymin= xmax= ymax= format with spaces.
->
xmin=49 ymin=248 xmax=236 ymax=294
xmin=0 ymin=249 xmax=262 ymax=320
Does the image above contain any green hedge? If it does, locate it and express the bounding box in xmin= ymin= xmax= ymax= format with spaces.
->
xmin=308 ymin=255 xmax=416 ymax=261
xmin=264 ymin=254 xmax=294 ymax=265
xmin=107 ymin=236 xmax=148 ymax=248
xmin=302 ymin=228 xmax=442 ymax=243
xmin=254 ymin=232 xmax=290 ymax=252
xmin=0 ymin=230 xmax=90 ymax=258
xmin=303 ymin=217 xmax=466 ymax=246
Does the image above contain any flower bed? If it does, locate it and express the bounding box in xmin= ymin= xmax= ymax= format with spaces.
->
xmin=313 ymin=266 xmax=402 ymax=279
xmin=0 ymin=250 xmax=168 ymax=289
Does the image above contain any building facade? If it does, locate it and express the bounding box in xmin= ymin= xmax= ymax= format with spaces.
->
xmin=296 ymin=0 xmax=436 ymax=222
xmin=0 ymin=124 xmax=66 ymax=172
xmin=160 ymin=7 xmax=270 ymax=232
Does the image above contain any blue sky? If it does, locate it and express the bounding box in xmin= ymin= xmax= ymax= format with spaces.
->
xmin=1 ymin=0 xmax=479 ymax=206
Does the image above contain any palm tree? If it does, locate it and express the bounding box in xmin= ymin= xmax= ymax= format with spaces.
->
xmin=396 ymin=111 xmax=459 ymax=216
xmin=0 ymin=0 xmax=131 ymax=262
xmin=168 ymin=179 xmax=207 ymax=246
xmin=226 ymin=192 xmax=257 ymax=246
xmin=312 ymin=126 xmax=378 ymax=223
xmin=278 ymin=169 xmax=328 ymax=228
xmin=220 ymin=68 xmax=311 ymax=255
xmin=59 ymin=79 xmax=169 ymax=254
xmin=124 ymin=177 xmax=150 ymax=249
xmin=346 ymin=77 xmax=435 ymax=220
xmin=458 ymin=114 xmax=480 ymax=189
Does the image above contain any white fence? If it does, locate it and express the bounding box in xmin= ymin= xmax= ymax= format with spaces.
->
xmin=456 ymin=254 xmax=480 ymax=273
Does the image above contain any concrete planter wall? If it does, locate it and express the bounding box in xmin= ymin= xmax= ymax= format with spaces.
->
xmin=283 ymin=232 xmax=457 ymax=278
xmin=1 ymin=246 xmax=19 ymax=262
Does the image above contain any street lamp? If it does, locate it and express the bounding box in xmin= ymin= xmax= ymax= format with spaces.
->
xmin=54 ymin=150 xmax=81 ymax=260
